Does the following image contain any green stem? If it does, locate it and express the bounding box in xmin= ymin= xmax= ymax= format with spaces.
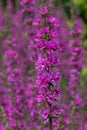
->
xmin=49 ymin=116 xmax=53 ymax=130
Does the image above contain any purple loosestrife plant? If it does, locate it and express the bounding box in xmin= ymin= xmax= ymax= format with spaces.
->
xmin=66 ymin=11 xmax=84 ymax=129
xmin=20 ymin=0 xmax=38 ymax=64
xmin=68 ymin=16 xmax=83 ymax=99
xmin=4 ymin=43 xmax=26 ymax=130
xmin=35 ymin=2 xmax=63 ymax=130
xmin=56 ymin=9 xmax=70 ymax=80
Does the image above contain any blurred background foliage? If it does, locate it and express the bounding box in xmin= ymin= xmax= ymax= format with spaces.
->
xmin=0 ymin=0 xmax=87 ymax=87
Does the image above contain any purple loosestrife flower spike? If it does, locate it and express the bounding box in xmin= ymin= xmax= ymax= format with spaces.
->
xmin=35 ymin=2 xmax=63 ymax=130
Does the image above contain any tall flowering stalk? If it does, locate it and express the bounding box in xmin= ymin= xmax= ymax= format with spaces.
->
xmin=35 ymin=1 xmax=62 ymax=129
xmin=67 ymin=5 xmax=84 ymax=129
xmin=4 ymin=40 xmax=27 ymax=129
xmin=56 ymin=9 xmax=70 ymax=80
xmin=20 ymin=0 xmax=38 ymax=69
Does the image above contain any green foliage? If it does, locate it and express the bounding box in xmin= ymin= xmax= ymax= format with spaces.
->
xmin=83 ymin=40 xmax=87 ymax=48
xmin=81 ymin=67 xmax=87 ymax=88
